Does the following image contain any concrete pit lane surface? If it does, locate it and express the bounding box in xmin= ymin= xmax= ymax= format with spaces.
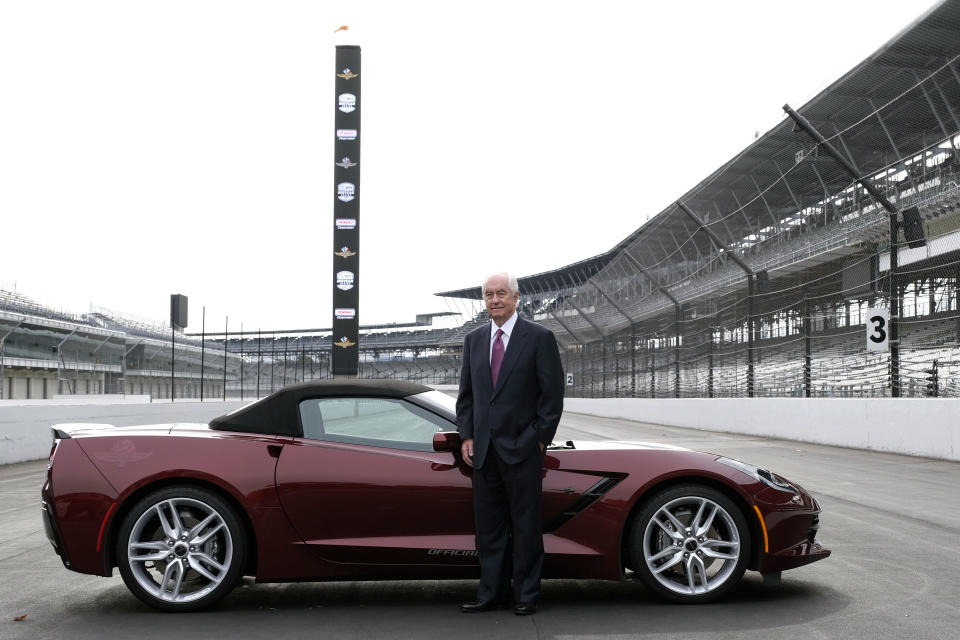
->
xmin=1 ymin=411 xmax=957 ymax=640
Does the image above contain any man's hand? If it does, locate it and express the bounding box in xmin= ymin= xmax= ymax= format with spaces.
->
xmin=539 ymin=442 xmax=545 ymax=452
xmin=462 ymin=438 xmax=474 ymax=467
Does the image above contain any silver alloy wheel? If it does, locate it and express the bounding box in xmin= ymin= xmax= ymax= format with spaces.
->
xmin=642 ymin=495 xmax=741 ymax=596
xmin=127 ymin=497 xmax=234 ymax=604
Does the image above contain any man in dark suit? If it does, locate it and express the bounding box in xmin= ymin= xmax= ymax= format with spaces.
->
xmin=456 ymin=272 xmax=564 ymax=616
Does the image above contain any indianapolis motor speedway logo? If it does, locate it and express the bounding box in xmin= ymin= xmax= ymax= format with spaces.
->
xmin=337 ymin=182 xmax=355 ymax=202
xmin=336 ymin=270 xmax=355 ymax=290
xmin=335 ymin=246 xmax=356 ymax=258
xmin=338 ymin=93 xmax=356 ymax=113
xmin=336 ymin=157 xmax=357 ymax=169
xmin=334 ymin=336 xmax=356 ymax=348
xmin=337 ymin=68 xmax=358 ymax=80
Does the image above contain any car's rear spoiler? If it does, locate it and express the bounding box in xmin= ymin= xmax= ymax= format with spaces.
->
xmin=50 ymin=424 xmax=117 ymax=439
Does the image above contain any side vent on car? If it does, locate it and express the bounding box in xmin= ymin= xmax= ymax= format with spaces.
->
xmin=807 ymin=514 xmax=820 ymax=543
xmin=543 ymin=476 xmax=624 ymax=533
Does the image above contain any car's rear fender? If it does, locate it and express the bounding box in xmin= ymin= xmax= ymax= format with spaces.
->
xmin=47 ymin=437 xmax=120 ymax=576
xmin=102 ymin=476 xmax=260 ymax=577
xmin=74 ymin=432 xmax=285 ymax=577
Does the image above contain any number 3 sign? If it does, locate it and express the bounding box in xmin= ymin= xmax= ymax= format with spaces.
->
xmin=866 ymin=308 xmax=889 ymax=352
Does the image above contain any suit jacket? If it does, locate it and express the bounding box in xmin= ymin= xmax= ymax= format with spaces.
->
xmin=456 ymin=316 xmax=564 ymax=468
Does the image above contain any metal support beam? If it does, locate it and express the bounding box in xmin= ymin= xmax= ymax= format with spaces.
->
xmin=784 ymin=103 xmax=901 ymax=397
xmin=750 ymin=175 xmax=780 ymax=229
xmin=0 ymin=317 xmax=26 ymax=400
xmin=549 ymin=311 xmax=586 ymax=344
xmin=809 ymin=163 xmax=833 ymax=226
xmin=591 ymin=281 xmax=634 ymax=399
xmin=709 ymin=203 xmax=739 ymax=268
xmin=803 ymin=296 xmax=812 ymax=398
xmin=922 ymin=73 xmax=960 ymax=159
xmin=677 ymin=201 xmax=754 ymax=397
xmin=590 ymin=281 xmax=634 ymax=326
xmin=90 ymin=335 xmax=113 ymax=355
xmin=568 ymin=300 xmax=605 ymax=337
xmin=239 ymin=324 xmax=244 ymax=401
xmin=674 ymin=303 xmax=681 ymax=398
xmin=649 ymin=348 xmax=656 ymax=398
xmin=831 ymin=123 xmax=861 ymax=174
xmin=707 ymin=333 xmax=714 ymax=398
xmin=809 ymin=161 xmax=831 ymax=200
xmin=654 ymin=237 xmax=672 ymax=263
xmin=200 ymin=307 xmax=205 ymax=401
xmin=222 ymin=317 xmax=228 ymax=401
xmin=622 ymin=250 xmax=680 ymax=305
xmin=772 ymin=159 xmax=803 ymax=217
xmin=666 ymin=229 xmax=690 ymax=261
xmin=868 ymin=98 xmax=919 ymax=195
xmin=171 ymin=326 xmax=176 ymax=403
xmin=55 ymin=327 xmax=79 ymax=396
xmin=728 ymin=189 xmax=756 ymax=237
xmin=566 ymin=301 xmax=605 ymax=397
xmin=622 ymin=247 xmax=683 ymax=397
xmin=676 ymin=202 xmax=755 ymax=276
xmin=677 ymin=218 xmax=704 ymax=261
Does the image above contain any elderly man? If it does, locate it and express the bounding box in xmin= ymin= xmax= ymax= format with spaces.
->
xmin=456 ymin=272 xmax=565 ymax=615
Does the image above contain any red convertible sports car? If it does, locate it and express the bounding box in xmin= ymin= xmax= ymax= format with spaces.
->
xmin=41 ymin=380 xmax=829 ymax=611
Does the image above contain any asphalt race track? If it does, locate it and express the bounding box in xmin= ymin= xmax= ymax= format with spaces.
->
xmin=1 ymin=411 xmax=957 ymax=640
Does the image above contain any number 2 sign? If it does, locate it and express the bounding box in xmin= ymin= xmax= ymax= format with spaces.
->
xmin=866 ymin=308 xmax=889 ymax=352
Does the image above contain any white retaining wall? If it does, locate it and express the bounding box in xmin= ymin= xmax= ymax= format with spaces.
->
xmin=0 ymin=399 xmax=250 ymax=465
xmin=564 ymin=397 xmax=960 ymax=462
xmin=3 ymin=396 xmax=958 ymax=465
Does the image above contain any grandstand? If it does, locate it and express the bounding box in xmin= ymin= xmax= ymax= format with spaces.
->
xmin=436 ymin=0 xmax=960 ymax=398
xmin=3 ymin=2 xmax=959 ymax=400
xmin=0 ymin=285 xmax=241 ymax=399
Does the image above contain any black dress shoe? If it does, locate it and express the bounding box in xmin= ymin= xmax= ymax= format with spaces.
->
xmin=461 ymin=600 xmax=505 ymax=613
xmin=514 ymin=603 xmax=537 ymax=616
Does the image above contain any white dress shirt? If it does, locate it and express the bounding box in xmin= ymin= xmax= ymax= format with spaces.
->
xmin=489 ymin=311 xmax=519 ymax=364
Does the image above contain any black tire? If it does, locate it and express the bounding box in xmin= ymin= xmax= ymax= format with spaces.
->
xmin=629 ymin=484 xmax=750 ymax=603
xmin=115 ymin=485 xmax=247 ymax=612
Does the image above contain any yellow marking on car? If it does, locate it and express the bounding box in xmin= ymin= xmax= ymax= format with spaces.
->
xmin=753 ymin=505 xmax=769 ymax=553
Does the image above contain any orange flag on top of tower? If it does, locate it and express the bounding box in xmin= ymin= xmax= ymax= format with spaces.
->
xmin=334 ymin=25 xmax=349 ymax=33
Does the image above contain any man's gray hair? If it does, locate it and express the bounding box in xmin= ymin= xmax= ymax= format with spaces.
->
xmin=482 ymin=272 xmax=520 ymax=296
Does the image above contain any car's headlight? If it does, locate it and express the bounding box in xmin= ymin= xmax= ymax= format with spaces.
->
xmin=716 ymin=456 xmax=798 ymax=494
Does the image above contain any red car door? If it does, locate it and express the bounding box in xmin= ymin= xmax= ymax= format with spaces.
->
xmin=275 ymin=396 xmax=477 ymax=566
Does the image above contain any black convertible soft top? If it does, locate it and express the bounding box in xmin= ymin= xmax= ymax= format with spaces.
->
xmin=209 ymin=379 xmax=433 ymax=437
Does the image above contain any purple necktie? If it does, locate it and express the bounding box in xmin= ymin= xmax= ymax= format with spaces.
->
xmin=491 ymin=329 xmax=505 ymax=388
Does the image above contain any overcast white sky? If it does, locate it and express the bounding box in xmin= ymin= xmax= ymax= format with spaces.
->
xmin=0 ymin=0 xmax=937 ymax=333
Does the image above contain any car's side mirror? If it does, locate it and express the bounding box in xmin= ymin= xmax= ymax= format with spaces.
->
xmin=433 ymin=431 xmax=461 ymax=453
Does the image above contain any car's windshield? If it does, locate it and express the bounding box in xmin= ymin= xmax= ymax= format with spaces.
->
xmin=410 ymin=389 xmax=456 ymax=416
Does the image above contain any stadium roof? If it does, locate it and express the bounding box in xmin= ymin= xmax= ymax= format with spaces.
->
xmin=436 ymin=0 xmax=960 ymax=298
xmin=434 ymin=252 xmax=616 ymax=299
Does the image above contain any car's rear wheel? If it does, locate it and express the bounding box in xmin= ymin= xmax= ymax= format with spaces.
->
xmin=116 ymin=486 xmax=246 ymax=612
xmin=629 ymin=484 xmax=750 ymax=603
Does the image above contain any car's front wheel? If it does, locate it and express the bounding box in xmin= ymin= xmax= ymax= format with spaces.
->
xmin=116 ymin=485 xmax=246 ymax=612
xmin=629 ymin=484 xmax=750 ymax=603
